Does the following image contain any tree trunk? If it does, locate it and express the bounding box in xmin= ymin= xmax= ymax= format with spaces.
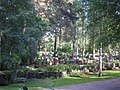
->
xmin=38 ymin=40 xmax=41 ymax=51
xmin=28 ymin=39 xmax=37 ymax=64
xmin=0 ymin=32 xmax=2 ymax=70
xmin=118 ymin=48 xmax=120 ymax=61
xmin=72 ymin=40 xmax=78 ymax=57
xmin=82 ymin=29 xmax=85 ymax=59
xmin=92 ymin=30 xmax=95 ymax=60
xmin=53 ymin=31 xmax=57 ymax=57
xmin=108 ymin=44 xmax=113 ymax=61
xmin=72 ymin=40 xmax=75 ymax=58
xmin=58 ymin=27 xmax=62 ymax=48
xmin=98 ymin=43 xmax=102 ymax=77
xmin=118 ymin=43 xmax=120 ymax=61
xmin=93 ymin=43 xmax=95 ymax=60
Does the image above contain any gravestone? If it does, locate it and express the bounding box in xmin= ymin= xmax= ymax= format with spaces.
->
xmin=36 ymin=72 xmax=45 ymax=79
xmin=10 ymin=72 xmax=17 ymax=83
xmin=17 ymin=71 xmax=25 ymax=77
xmin=25 ymin=71 xmax=35 ymax=78
xmin=34 ymin=61 xmax=39 ymax=68
xmin=0 ymin=72 xmax=8 ymax=86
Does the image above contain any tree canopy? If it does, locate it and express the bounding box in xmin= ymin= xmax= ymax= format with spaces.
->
xmin=0 ymin=0 xmax=120 ymax=70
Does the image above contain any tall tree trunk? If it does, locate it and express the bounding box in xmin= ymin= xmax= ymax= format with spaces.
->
xmin=92 ymin=30 xmax=95 ymax=60
xmin=0 ymin=32 xmax=2 ymax=70
xmin=108 ymin=44 xmax=113 ymax=61
xmin=82 ymin=29 xmax=85 ymax=59
xmin=93 ymin=43 xmax=95 ymax=60
xmin=38 ymin=40 xmax=41 ymax=51
xmin=118 ymin=43 xmax=120 ymax=61
xmin=28 ymin=39 xmax=37 ymax=64
xmin=72 ymin=39 xmax=77 ymax=58
xmin=72 ymin=24 xmax=78 ymax=58
xmin=53 ymin=31 xmax=57 ymax=57
xmin=59 ymin=27 xmax=62 ymax=48
xmin=118 ymin=48 xmax=120 ymax=61
xmin=98 ymin=43 xmax=102 ymax=77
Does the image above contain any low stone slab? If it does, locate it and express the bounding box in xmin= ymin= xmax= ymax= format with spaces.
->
xmin=0 ymin=71 xmax=8 ymax=86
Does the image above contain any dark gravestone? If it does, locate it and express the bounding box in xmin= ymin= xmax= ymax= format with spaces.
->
xmin=45 ymin=71 xmax=62 ymax=78
xmin=35 ymin=72 xmax=45 ymax=79
xmin=76 ymin=60 xmax=82 ymax=65
xmin=0 ymin=72 xmax=8 ymax=86
xmin=53 ymin=72 xmax=62 ymax=78
xmin=17 ymin=72 xmax=25 ymax=78
xmin=34 ymin=61 xmax=39 ymax=68
xmin=59 ymin=61 xmax=65 ymax=64
xmin=10 ymin=72 xmax=17 ymax=83
xmin=45 ymin=71 xmax=52 ymax=78
xmin=25 ymin=71 xmax=35 ymax=79
xmin=19 ymin=86 xmax=28 ymax=90
xmin=42 ymin=61 xmax=47 ymax=66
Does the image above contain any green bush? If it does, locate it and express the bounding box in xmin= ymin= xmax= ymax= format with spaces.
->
xmin=69 ymin=72 xmax=87 ymax=77
xmin=46 ymin=64 xmax=80 ymax=72
xmin=68 ymin=64 xmax=80 ymax=71
xmin=82 ymin=64 xmax=98 ymax=72
xmin=20 ymin=66 xmax=31 ymax=73
xmin=57 ymin=43 xmax=71 ymax=53
xmin=103 ymin=61 xmax=120 ymax=70
xmin=44 ymin=64 xmax=69 ymax=72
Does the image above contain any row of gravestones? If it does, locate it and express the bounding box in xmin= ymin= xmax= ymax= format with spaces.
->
xmin=16 ymin=71 xmax=62 ymax=79
xmin=0 ymin=71 xmax=63 ymax=86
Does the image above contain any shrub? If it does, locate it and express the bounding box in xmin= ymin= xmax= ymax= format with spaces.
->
xmin=20 ymin=66 xmax=31 ymax=73
xmin=38 ymin=64 xmax=81 ymax=73
xmin=57 ymin=43 xmax=71 ymax=53
xmin=68 ymin=64 xmax=80 ymax=71
xmin=40 ymin=64 xmax=70 ymax=72
xmin=81 ymin=64 xmax=98 ymax=72
xmin=69 ymin=72 xmax=87 ymax=78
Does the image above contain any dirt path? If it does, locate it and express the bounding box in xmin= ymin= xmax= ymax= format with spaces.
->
xmin=39 ymin=77 xmax=120 ymax=90
xmin=54 ymin=77 xmax=120 ymax=90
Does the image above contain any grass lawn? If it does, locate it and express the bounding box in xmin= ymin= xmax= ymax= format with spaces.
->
xmin=0 ymin=69 xmax=120 ymax=90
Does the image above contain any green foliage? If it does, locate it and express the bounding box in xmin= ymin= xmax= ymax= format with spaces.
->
xmin=1 ymin=0 xmax=119 ymax=72
xmin=82 ymin=64 xmax=98 ymax=72
xmin=41 ymin=64 xmax=69 ymax=72
xmin=20 ymin=66 xmax=32 ymax=72
xmin=37 ymin=64 xmax=80 ymax=72
xmin=69 ymin=72 xmax=86 ymax=77
xmin=57 ymin=43 xmax=71 ymax=53
xmin=0 ymin=0 xmax=47 ymax=70
xmin=86 ymin=0 xmax=120 ymax=46
xmin=68 ymin=64 xmax=80 ymax=71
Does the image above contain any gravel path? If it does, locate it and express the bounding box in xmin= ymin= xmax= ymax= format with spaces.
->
xmin=39 ymin=77 xmax=120 ymax=90
xmin=54 ymin=77 xmax=120 ymax=90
